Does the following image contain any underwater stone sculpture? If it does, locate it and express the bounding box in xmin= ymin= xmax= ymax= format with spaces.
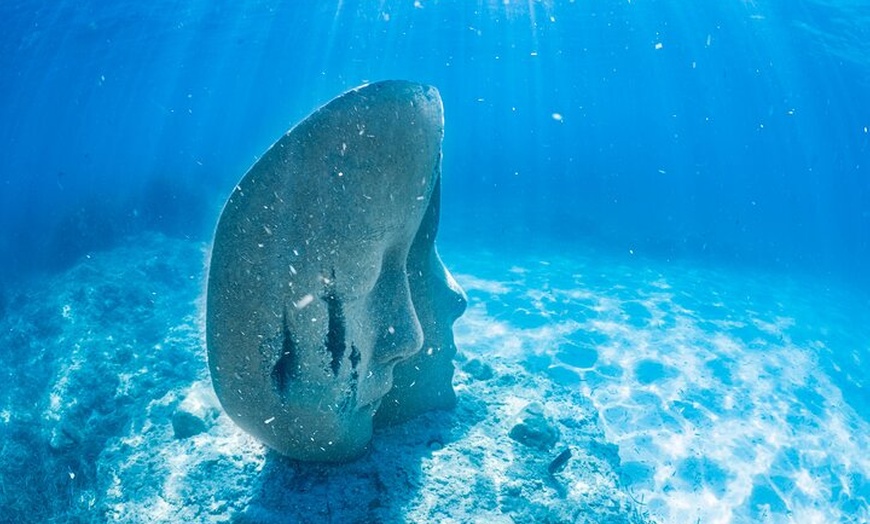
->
xmin=206 ymin=80 xmax=467 ymax=462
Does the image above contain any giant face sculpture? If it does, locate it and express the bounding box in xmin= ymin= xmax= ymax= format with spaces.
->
xmin=206 ymin=81 xmax=466 ymax=462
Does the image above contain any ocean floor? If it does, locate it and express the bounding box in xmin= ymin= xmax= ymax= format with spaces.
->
xmin=449 ymin=244 xmax=869 ymax=524
xmin=0 ymin=233 xmax=867 ymax=523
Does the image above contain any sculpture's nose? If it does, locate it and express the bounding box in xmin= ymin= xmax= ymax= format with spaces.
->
xmin=369 ymin=262 xmax=424 ymax=365
xmin=438 ymin=271 xmax=467 ymax=322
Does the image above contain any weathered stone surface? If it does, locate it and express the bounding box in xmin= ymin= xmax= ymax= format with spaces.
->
xmin=207 ymin=81 xmax=466 ymax=461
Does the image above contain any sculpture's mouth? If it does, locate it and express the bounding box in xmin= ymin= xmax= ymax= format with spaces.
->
xmin=359 ymin=397 xmax=383 ymax=413
xmin=385 ymin=355 xmax=407 ymax=367
xmin=355 ymin=364 xmax=398 ymax=410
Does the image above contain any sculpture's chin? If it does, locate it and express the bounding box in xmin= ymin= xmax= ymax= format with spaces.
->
xmin=264 ymin=402 xmax=379 ymax=462
xmin=373 ymin=341 xmax=459 ymax=427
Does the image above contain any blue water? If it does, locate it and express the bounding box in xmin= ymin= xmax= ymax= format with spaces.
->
xmin=1 ymin=0 xmax=868 ymax=282
xmin=1 ymin=1 xmax=868 ymax=522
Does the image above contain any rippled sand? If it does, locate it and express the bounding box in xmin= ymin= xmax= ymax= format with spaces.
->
xmin=449 ymin=245 xmax=869 ymax=524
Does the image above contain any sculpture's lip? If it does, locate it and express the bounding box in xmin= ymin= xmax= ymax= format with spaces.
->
xmin=385 ymin=355 xmax=409 ymax=366
xmin=357 ymin=369 xmax=397 ymax=410
xmin=359 ymin=397 xmax=383 ymax=413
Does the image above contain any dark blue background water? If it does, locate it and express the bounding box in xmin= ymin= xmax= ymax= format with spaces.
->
xmin=1 ymin=0 xmax=868 ymax=288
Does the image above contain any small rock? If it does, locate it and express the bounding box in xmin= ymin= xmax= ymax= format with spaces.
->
xmin=172 ymin=409 xmax=207 ymax=439
xmin=463 ymin=358 xmax=494 ymax=381
xmin=547 ymin=448 xmax=572 ymax=475
xmin=508 ymin=402 xmax=559 ymax=451
xmin=48 ymin=422 xmax=82 ymax=450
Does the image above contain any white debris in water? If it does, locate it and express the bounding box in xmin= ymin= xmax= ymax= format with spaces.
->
xmin=655 ymin=42 xmax=663 ymax=50
xmin=551 ymin=113 xmax=563 ymax=122
xmin=294 ymin=294 xmax=314 ymax=309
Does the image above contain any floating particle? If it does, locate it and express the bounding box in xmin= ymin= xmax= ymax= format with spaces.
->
xmin=551 ymin=113 xmax=563 ymax=122
xmin=706 ymin=34 xmax=712 ymax=47
xmin=655 ymin=42 xmax=663 ymax=50
xmin=295 ymin=294 xmax=314 ymax=309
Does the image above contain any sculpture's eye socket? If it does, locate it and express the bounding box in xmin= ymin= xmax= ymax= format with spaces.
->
xmin=322 ymin=273 xmax=348 ymax=378
xmin=271 ymin=307 xmax=298 ymax=396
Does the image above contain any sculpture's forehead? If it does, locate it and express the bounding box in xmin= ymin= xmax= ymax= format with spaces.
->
xmin=212 ymin=82 xmax=443 ymax=289
xmin=272 ymin=84 xmax=442 ymax=239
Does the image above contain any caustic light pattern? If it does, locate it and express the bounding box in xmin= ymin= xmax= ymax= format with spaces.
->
xmin=450 ymin=247 xmax=869 ymax=524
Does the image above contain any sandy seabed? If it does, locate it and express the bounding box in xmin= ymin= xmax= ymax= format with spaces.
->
xmin=0 ymin=233 xmax=867 ymax=523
